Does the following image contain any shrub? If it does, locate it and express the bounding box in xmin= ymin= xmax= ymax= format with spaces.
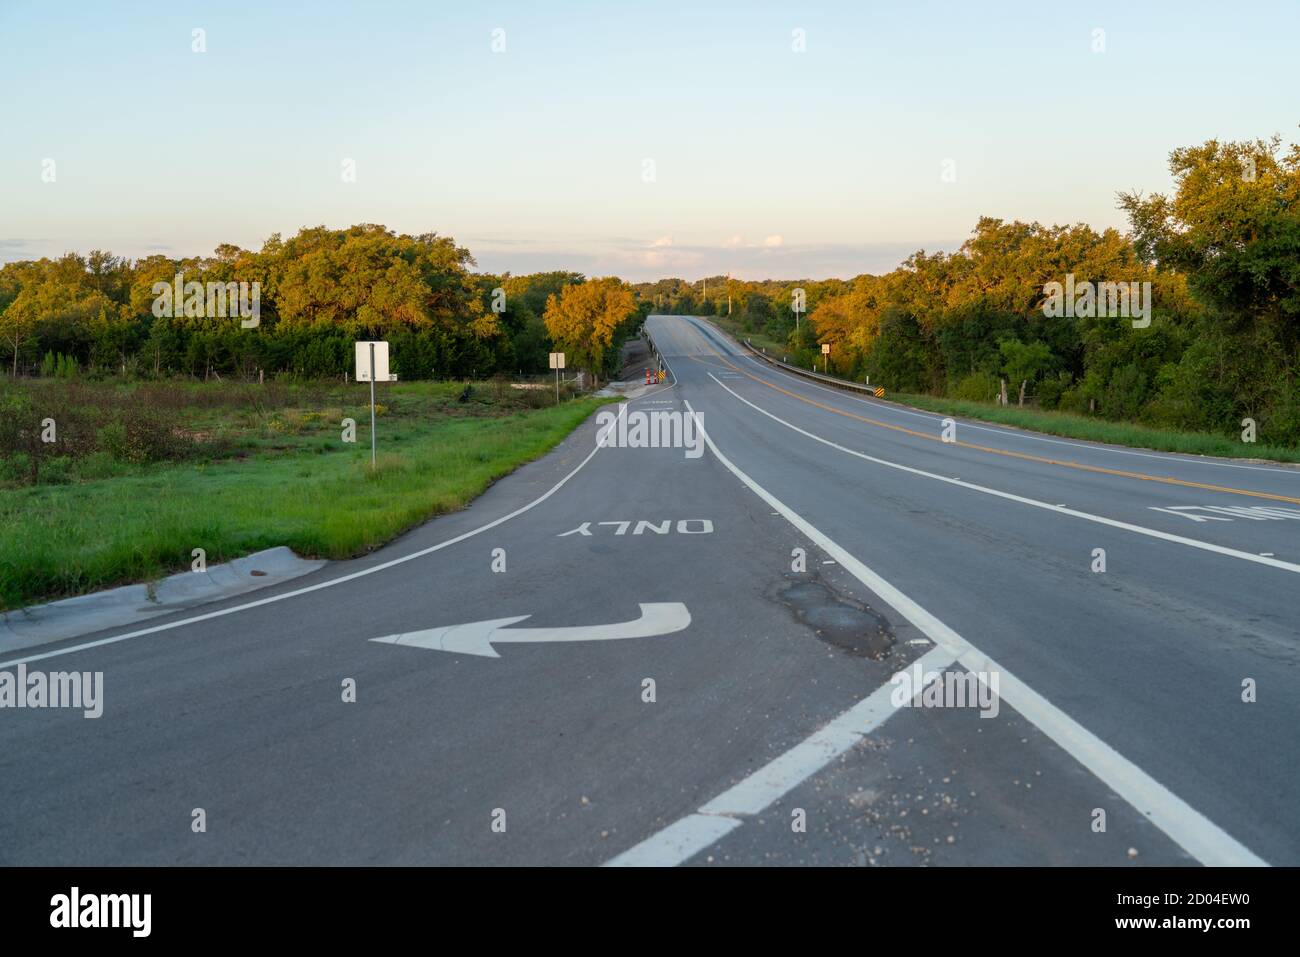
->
xmin=40 ymin=455 xmax=74 ymax=484
xmin=1037 ymin=371 xmax=1073 ymax=410
xmin=97 ymin=422 xmax=130 ymax=461
xmin=39 ymin=351 xmax=79 ymax=378
xmin=1101 ymin=364 xmax=1148 ymax=420
xmin=951 ymin=372 xmax=1001 ymax=403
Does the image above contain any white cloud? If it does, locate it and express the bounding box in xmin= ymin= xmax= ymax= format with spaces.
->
xmin=650 ymin=235 xmax=673 ymax=247
xmin=763 ymin=234 xmax=784 ymax=248
xmin=639 ymin=247 xmax=704 ymax=270
xmin=466 ymin=234 xmax=966 ymax=283
xmin=722 ymin=234 xmax=744 ymax=248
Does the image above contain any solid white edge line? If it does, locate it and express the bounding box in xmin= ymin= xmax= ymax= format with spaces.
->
xmin=0 ymin=406 xmax=627 ymax=669
xmin=651 ymin=390 xmax=1265 ymax=867
xmin=707 ymin=371 xmax=1300 ymax=576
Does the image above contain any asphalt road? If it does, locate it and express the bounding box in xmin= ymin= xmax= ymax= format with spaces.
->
xmin=1 ymin=314 xmax=1296 ymax=866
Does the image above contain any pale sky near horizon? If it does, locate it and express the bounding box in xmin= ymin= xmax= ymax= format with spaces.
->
xmin=2 ymin=0 xmax=1297 ymax=281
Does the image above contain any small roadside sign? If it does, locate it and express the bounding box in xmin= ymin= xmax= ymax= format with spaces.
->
xmin=549 ymin=352 xmax=566 ymax=404
xmin=821 ymin=344 xmax=830 ymax=354
xmin=356 ymin=341 xmax=392 ymax=382
xmin=355 ymin=341 xmax=395 ymax=469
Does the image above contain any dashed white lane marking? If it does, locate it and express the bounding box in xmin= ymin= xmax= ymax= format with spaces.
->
xmin=0 ymin=410 xmax=629 ymax=669
xmin=606 ymin=374 xmax=1267 ymax=867
xmin=707 ymin=372 xmax=1300 ymax=577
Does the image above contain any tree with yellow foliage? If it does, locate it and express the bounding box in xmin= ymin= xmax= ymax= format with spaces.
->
xmin=543 ymin=277 xmax=636 ymax=386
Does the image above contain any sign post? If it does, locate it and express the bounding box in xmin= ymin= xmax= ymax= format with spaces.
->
xmin=355 ymin=341 xmax=395 ymax=470
xmin=369 ymin=345 xmax=376 ymax=467
xmin=821 ymin=342 xmax=830 ymax=374
xmin=549 ymin=352 xmax=566 ymax=404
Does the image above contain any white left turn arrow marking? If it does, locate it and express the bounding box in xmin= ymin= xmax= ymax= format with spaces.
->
xmin=369 ymin=602 xmax=691 ymax=658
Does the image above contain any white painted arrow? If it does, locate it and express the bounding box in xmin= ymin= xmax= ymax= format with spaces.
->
xmin=369 ymin=602 xmax=691 ymax=658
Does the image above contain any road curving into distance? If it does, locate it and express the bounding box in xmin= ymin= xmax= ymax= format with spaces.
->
xmin=1 ymin=314 xmax=1294 ymax=866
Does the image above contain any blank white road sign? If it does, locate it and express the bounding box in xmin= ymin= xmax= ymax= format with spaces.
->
xmin=356 ymin=341 xmax=390 ymax=382
xmin=549 ymin=352 xmax=566 ymax=370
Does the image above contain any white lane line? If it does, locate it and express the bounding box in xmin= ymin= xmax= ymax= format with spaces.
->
xmin=701 ymin=645 xmax=956 ymax=816
xmin=729 ymin=338 xmax=1299 ymax=477
xmin=604 ymin=814 xmax=743 ymax=867
xmin=654 ymin=399 xmax=1264 ymax=866
xmin=707 ymin=372 xmax=1300 ymax=576
xmin=607 ymin=645 xmax=955 ymax=867
xmin=0 ymin=410 xmax=625 ymax=669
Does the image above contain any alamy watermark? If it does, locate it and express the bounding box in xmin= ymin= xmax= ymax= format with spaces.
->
xmin=1042 ymin=273 xmax=1150 ymax=328
xmin=50 ymin=887 xmax=150 ymax=936
xmin=890 ymin=662 xmax=1000 ymax=718
xmin=152 ymin=274 xmax=260 ymax=328
xmin=1 ymin=665 xmax=103 ymax=718
xmin=595 ymin=408 xmax=704 ymax=459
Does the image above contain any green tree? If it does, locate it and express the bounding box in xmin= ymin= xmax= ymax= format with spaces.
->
xmin=998 ymin=339 xmax=1056 ymax=403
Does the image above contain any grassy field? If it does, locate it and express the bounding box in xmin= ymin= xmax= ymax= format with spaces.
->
xmin=0 ymin=379 xmax=609 ymax=611
xmin=710 ymin=316 xmax=787 ymax=355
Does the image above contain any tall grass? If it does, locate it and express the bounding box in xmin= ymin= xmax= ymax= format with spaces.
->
xmin=889 ymin=392 xmax=1300 ymax=464
xmin=0 ymin=386 xmax=608 ymax=610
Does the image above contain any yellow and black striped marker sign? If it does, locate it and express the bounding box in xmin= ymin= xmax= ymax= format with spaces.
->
xmin=873 ymin=387 xmax=885 ymax=398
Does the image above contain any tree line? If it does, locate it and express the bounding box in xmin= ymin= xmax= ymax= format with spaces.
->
xmin=0 ymin=224 xmax=646 ymax=386
xmin=3 ymin=134 xmax=1296 ymax=443
xmin=642 ymin=135 xmax=1300 ymax=445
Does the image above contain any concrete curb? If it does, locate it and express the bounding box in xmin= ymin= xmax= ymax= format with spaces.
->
xmin=0 ymin=547 xmax=328 ymax=653
xmin=596 ymin=380 xmax=662 ymax=400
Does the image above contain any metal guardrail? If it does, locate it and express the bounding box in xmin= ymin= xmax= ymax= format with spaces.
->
xmin=741 ymin=339 xmax=886 ymax=398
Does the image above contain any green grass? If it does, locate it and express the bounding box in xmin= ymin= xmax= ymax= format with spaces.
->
xmin=885 ymin=392 xmax=1300 ymax=464
xmin=710 ymin=316 xmax=787 ymax=355
xmin=0 ymin=381 xmax=610 ymax=611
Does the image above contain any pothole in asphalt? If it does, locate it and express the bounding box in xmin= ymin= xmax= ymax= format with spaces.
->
xmin=777 ymin=577 xmax=895 ymax=659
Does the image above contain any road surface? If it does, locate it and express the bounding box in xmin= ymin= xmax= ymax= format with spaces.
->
xmin=2 ymin=315 xmax=1296 ymax=866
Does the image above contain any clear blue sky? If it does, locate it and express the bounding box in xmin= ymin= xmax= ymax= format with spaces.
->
xmin=2 ymin=0 xmax=1296 ymax=281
